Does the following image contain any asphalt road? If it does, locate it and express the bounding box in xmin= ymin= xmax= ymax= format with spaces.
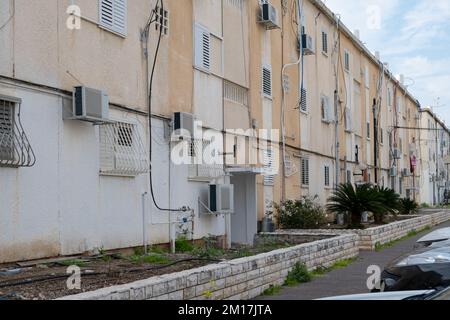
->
xmin=257 ymin=220 xmax=450 ymax=300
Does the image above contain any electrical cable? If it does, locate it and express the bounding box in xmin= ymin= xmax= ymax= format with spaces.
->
xmin=144 ymin=0 xmax=186 ymax=212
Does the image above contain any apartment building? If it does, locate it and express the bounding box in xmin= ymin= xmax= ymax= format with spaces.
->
xmin=418 ymin=109 xmax=450 ymax=205
xmin=0 ymin=0 xmax=448 ymax=264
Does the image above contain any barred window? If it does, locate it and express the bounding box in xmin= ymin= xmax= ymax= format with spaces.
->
xmin=99 ymin=121 xmax=148 ymax=176
xmin=0 ymin=96 xmax=35 ymax=168
xmin=0 ymin=100 xmax=14 ymax=162
xmin=324 ymin=165 xmax=330 ymax=187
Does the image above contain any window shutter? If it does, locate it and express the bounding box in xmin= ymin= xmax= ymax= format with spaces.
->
xmin=322 ymin=31 xmax=328 ymax=54
xmin=194 ymin=24 xmax=211 ymax=71
xmin=300 ymin=87 xmax=307 ymax=112
xmin=324 ymin=166 xmax=330 ymax=186
xmin=344 ymin=51 xmax=350 ymax=71
xmin=262 ymin=65 xmax=272 ymax=97
xmin=263 ymin=149 xmax=275 ymax=186
xmin=99 ymin=0 xmax=127 ymax=36
xmin=301 ymin=158 xmax=309 ymax=186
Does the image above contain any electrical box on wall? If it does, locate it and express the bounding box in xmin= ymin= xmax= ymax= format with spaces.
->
xmin=299 ymin=34 xmax=315 ymax=55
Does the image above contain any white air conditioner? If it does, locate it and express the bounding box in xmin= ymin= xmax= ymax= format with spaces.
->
xmin=208 ymin=184 xmax=234 ymax=214
xmin=389 ymin=166 xmax=398 ymax=177
xmin=401 ymin=168 xmax=410 ymax=177
xmin=299 ymin=34 xmax=315 ymax=55
xmin=72 ymin=86 xmax=109 ymax=122
xmin=173 ymin=112 xmax=195 ymax=140
xmin=258 ymin=2 xmax=280 ymax=30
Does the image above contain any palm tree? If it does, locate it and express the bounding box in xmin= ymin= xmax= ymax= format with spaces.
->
xmin=327 ymin=183 xmax=386 ymax=228
xmin=373 ymin=186 xmax=401 ymax=223
xmin=399 ymin=198 xmax=419 ymax=215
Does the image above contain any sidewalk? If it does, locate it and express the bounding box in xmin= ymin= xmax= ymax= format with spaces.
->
xmin=258 ymin=220 xmax=450 ymax=300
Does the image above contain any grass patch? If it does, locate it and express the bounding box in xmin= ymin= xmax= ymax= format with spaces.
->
xmin=175 ymin=238 xmax=195 ymax=253
xmin=375 ymin=226 xmax=432 ymax=252
xmin=262 ymin=285 xmax=282 ymax=296
xmin=58 ymin=259 xmax=89 ymax=267
xmin=129 ymin=254 xmax=170 ymax=265
xmin=310 ymin=258 xmax=357 ymax=277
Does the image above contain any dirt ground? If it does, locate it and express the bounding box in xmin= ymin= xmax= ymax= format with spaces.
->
xmin=0 ymin=241 xmax=294 ymax=300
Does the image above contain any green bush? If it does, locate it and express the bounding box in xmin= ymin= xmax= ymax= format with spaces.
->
xmin=399 ymin=198 xmax=419 ymax=215
xmin=275 ymin=197 xmax=327 ymax=229
xmin=285 ymin=262 xmax=312 ymax=286
xmin=175 ymin=237 xmax=194 ymax=253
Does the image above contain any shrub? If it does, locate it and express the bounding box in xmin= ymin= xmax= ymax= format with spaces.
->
xmin=275 ymin=197 xmax=327 ymax=230
xmin=175 ymin=237 xmax=194 ymax=253
xmin=285 ymin=262 xmax=312 ymax=286
xmin=373 ymin=186 xmax=401 ymax=223
xmin=399 ymin=198 xmax=419 ymax=215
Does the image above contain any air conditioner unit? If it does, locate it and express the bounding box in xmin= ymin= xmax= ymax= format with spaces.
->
xmin=401 ymin=168 xmax=410 ymax=177
xmin=72 ymin=86 xmax=109 ymax=122
xmin=258 ymin=2 xmax=280 ymax=30
xmin=298 ymin=34 xmax=315 ymax=55
xmin=208 ymin=184 xmax=234 ymax=214
xmin=389 ymin=166 xmax=397 ymax=177
xmin=173 ymin=112 xmax=195 ymax=139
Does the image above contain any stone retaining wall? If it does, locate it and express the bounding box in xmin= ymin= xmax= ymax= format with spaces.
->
xmin=59 ymin=234 xmax=359 ymax=300
xmin=277 ymin=211 xmax=450 ymax=250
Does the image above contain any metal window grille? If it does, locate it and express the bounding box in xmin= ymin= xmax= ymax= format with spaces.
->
xmin=322 ymin=31 xmax=328 ymax=54
xmin=224 ymin=80 xmax=249 ymax=106
xmin=99 ymin=121 xmax=148 ymax=176
xmin=300 ymin=88 xmax=307 ymax=112
xmin=324 ymin=165 xmax=330 ymax=186
xmin=0 ymin=97 xmax=36 ymax=168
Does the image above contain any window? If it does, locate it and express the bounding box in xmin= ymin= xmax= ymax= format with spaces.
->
xmin=99 ymin=0 xmax=127 ymax=36
xmin=347 ymin=170 xmax=352 ymax=184
xmin=321 ymin=30 xmax=328 ymax=55
xmin=224 ymin=81 xmax=249 ymax=106
xmin=321 ymin=94 xmax=332 ymax=123
xmin=301 ymin=158 xmax=310 ymax=186
xmin=367 ymin=122 xmax=371 ymax=139
xmin=188 ymin=139 xmax=224 ymax=179
xmin=396 ymin=96 xmax=402 ymax=114
xmin=300 ymin=87 xmax=307 ymax=113
xmin=155 ymin=6 xmax=169 ymax=36
xmin=324 ymin=165 xmax=330 ymax=187
xmin=345 ymin=107 xmax=352 ymax=132
xmin=194 ymin=24 xmax=211 ymax=71
xmin=380 ymin=128 xmax=384 ymax=144
xmin=99 ymin=121 xmax=148 ymax=176
xmin=263 ymin=148 xmax=275 ymax=186
xmin=0 ymin=99 xmax=14 ymax=162
xmin=0 ymin=96 xmax=35 ymax=168
xmin=364 ymin=65 xmax=370 ymax=88
xmin=344 ymin=50 xmax=350 ymax=72
xmin=262 ymin=65 xmax=272 ymax=98
xmin=387 ymin=87 xmax=392 ymax=107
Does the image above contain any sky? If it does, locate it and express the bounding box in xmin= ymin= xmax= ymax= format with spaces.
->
xmin=322 ymin=0 xmax=450 ymax=124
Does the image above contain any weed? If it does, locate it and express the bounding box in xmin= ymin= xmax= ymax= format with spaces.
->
xmin=175 ymin=238 xmax=194 ymax=253
xmin=284 ymin=262 xmax=311 ymax=286
xmin=129 ymin=254 xmax=170 ymax=265
xmin=262 ymin=285 xmax=282 ymax=296
xmin=375 ymin=226 xmax=432 ymax=252
xmin=59 ymin=259 xmax=88 ymax=267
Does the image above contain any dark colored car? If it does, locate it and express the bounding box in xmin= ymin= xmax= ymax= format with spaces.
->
xmin=380 ymin=233 xmax=450 ymax=292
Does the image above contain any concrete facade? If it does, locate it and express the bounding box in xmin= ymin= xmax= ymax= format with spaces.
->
xmin=1 ymin=0 xmax=450 ymax=263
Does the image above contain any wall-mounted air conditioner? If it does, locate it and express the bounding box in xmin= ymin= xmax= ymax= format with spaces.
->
xmin=258 ymin=2 xmax=280 ymax=30
xmin=401 ymin=168 xmax=410 ymax=177
xmin=389 ymin=166 xmax=397 ymax=177
xmin=72 ymin=86 xmax=110 ymax=123
xmin=208 ymin=184 xmax=234 ymax=214
xmin=299 ymin=34 xmax=315 ymax=55
xmin=173 ymin=112 xmax=195 ymax=140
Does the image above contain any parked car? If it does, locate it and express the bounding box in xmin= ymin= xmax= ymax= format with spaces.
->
xmin=379 ymin=228 xmax=450 ymax=292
